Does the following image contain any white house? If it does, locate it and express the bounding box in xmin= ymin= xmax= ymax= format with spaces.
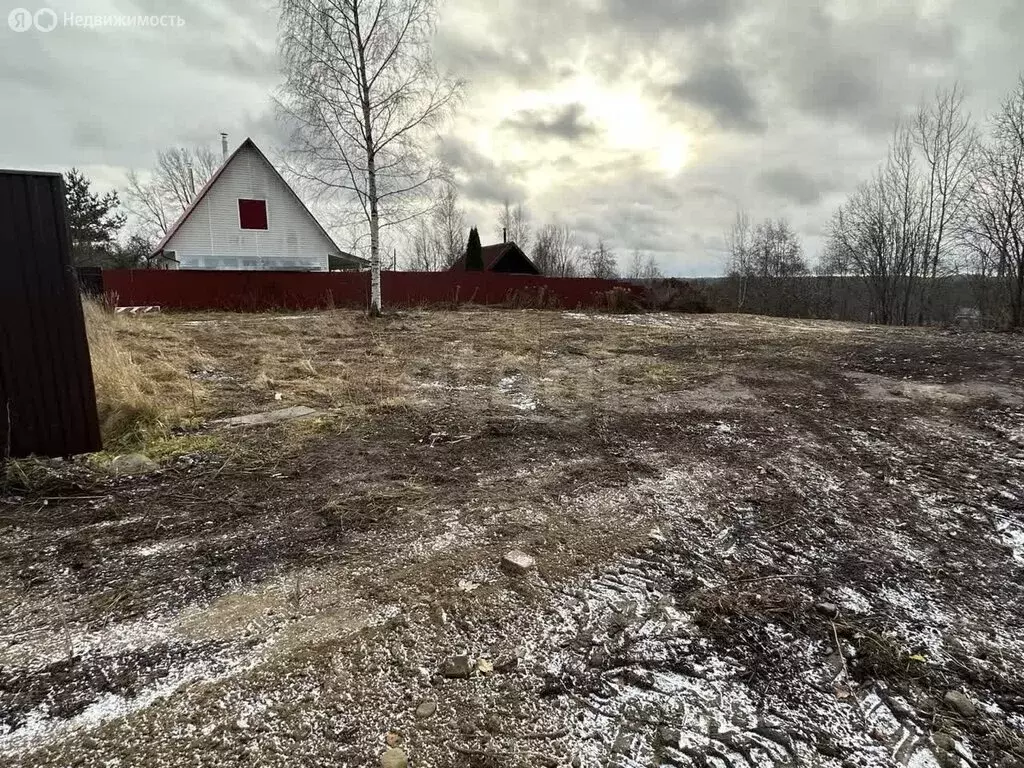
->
xmin=151 ymin=138 xmax=366 ymax=272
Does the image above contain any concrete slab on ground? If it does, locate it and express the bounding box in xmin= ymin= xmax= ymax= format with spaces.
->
xmin=215 ymin=406 xmax=319 ymax=428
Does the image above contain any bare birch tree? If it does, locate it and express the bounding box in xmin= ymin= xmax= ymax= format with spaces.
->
xmin=640 ymin=254 xmax=663 ymax=281
xmin=726 ymin=210 xmax=752 ymax=309
xmin=406 ymin=219 xmax=440 ymax=270
xmin=278 ymin=0 xmax=462 ymax=315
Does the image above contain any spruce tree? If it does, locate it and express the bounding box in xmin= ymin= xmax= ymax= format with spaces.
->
xmin=63 ymin=168 xmax=126 ymax=267
xmin=465 ymin=227 xmax=484 ymax=271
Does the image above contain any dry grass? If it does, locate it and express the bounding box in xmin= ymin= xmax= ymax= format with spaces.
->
xmin=83 ymin=301 xmax=204 ymax=451
xmin=81 ymin=308 xmax=417 ymax=453
xmin=78 ymin=307 xmax=694 ymax=455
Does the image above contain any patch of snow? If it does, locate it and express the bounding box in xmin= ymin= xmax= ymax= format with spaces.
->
xmin=401 ymin=510 xmax=482 ymax=559
xmin=498 ymin=374 xmax=538 ymax=411
xmin=0 ymin=651 xmax=252 ymax=756
xmin=0 ymin=612 xmax=178 ymax=669
xmin=130 ymin=539 xmax=194 ymax=558
xmin=834 ymin=586 xmax=872 ymax=614
xmin=992 ymin=509 xmax=1024 ymax=564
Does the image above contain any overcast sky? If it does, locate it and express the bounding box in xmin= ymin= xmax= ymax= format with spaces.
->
xmin=2 ymin=0 xmax=1022 ymax=275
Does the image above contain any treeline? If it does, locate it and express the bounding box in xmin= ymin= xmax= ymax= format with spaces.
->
xmin=699 ymin=274 xmax=990 ymax=325
xmin=726 ymin=76 xmax=1024 ymax=329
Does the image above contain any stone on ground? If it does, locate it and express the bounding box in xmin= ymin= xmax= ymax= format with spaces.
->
xmin=380 ymin=747 xmax=407 ymax=768
xmin=441 ymin=655 xmax=474 ymax=679
xmin=501 ymin=549 xmax=536 ymax=575
xmin=109 ymin=453 xmax=157 ymax=476
xmin=815 ymin=602 xmax=840 ymax=618
xmin=415 ymin=700 xmax=437 ymax=719
xmin=944 ymin=690 xmax=976 ymax=717
xmin=217 ymin=405 xmax=318 ymax=428
xmin=493 ymin=653 xmax=519 ymax=672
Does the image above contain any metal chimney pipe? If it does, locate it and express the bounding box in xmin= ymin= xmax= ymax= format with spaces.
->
xmin=220 ymin=133 xmax=229 ymax=161
xmin=503 ymin=227 xmax=507 ymax=244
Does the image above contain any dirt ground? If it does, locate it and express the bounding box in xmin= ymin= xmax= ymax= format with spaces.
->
xmin=2 ymin=309 xmax=1024 ymax=768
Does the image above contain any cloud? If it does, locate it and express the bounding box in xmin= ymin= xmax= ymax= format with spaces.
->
xmin=501 ymin=103 xmax=598 ymax=141
xmin=751 ymin=3 xmax=963 ymax=132
xmin=757 ymin=168 xmax=835 ymax=207
xmin=439 ymin=137 xmax=525 ymax=206
xmin=435 ymin=33 xmax=554 ymax=88
xmin=666 ymin=61 xmax=762 ymax=132
xmin=601 ymin=0 xmax=748 ymax=38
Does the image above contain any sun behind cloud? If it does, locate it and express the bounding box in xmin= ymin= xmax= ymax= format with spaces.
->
xmin=487 ymin=72 xmax=692 ymax=178
xmin=656 ymin=139 xmax=689 ymax=176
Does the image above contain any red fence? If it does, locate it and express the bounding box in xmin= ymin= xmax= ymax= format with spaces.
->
xmin=102 ymin=270 xmax=637 ymax=311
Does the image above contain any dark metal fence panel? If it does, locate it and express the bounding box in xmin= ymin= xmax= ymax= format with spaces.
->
xmin=75 ymin=266 xmax=104 ymax=296
xmin=0 ymin=171 xmax=101 ymax=458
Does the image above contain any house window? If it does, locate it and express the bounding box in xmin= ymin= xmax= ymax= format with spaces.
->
xmin=238 ymin=199 xmax=268 ymax=230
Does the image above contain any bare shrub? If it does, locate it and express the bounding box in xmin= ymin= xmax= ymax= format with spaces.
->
xmin=641 ymin=279 xmax=714 ymax=313
xmin=504 ymin=286 xmax=561 ymax=309
xmin=598 ymin=287 xmax=644 ymax=314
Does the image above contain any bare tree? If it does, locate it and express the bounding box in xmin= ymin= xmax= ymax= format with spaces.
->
xmin=882 ymin=124 xmax=928 ymax=324
xmin=829 ymin=124 xmax=931 ymax=325
xmin=750 ymin=218 xmax=807 ymax=279
xmin=498 ymin=200 xmax=532 ymax=252
xmin=587 ymin=239 xmax=618 ymax=278
xmin=825 ymin=88 xmax=978 ymax=326
xmin=724 ymin=212 xmax=807 ymax=315
xmin=965 ymin=75 xmax=1024 ymax=327
xmin=726 ymin=210 xmax=752 ymax=309
xmin=830 ymin=174 xmax=896 ymax=323
xmin=124 ymin=146 xmax=219 ymax=239
xmin=404 ymin=184 xmax=465 ymax=270
xmin=532 ymin=223 xmax=582 ymax=276
xmin=434 ymin=184 xmax=465 ymax=268
xmin=912 ymin=84 xmax=977 ymax=321
xmin=406 ymin=218 xmax=439 ymax=270
xmin=751 ymin=218 xmax=808 ymax=315
xmin=640 ymin=254 xmax=662 ymax=281
xmin=279 ymin=0 xmax=462 ymax=315
xmin=626 ymin=249 xmax=645 ymax=280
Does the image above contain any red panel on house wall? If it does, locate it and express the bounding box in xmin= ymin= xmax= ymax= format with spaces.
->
xmin=238 ymin=199 xmax=268 ymax=230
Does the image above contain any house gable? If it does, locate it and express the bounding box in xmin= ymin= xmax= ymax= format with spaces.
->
xmin=490 ymin=244 xmax=540 ymax=274
xmin=156 ymin=139 xmax=365 ymax=271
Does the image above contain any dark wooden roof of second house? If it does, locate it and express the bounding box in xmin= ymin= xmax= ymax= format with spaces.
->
xmin=450 ymin=242 xmax=540 ymax=274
